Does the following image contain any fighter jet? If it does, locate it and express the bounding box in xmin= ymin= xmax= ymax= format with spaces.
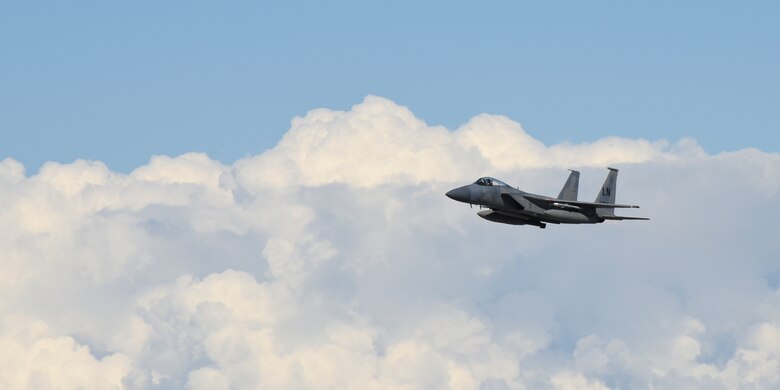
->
xmin=445 ymin=168 xmax=648 ymax=229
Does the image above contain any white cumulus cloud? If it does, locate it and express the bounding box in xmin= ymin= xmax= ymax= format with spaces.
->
xmin=1 ymin=96 xmax=779 ymax=389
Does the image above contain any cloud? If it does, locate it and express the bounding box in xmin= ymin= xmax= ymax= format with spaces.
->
xmin=0 ymin=315 xmax=138 ymax=389
xmin=1 ymin=96 xmax=779 ymax=388
xmin=233 ymin=96 xmax=703 ymax=189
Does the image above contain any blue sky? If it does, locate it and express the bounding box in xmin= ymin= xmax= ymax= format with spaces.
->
xmin=2 ymin=1 xmax=778 ymax=172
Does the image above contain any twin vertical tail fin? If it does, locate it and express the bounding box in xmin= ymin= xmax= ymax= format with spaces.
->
xmin=557 ymin=170 xmax=580 ymax=201
xmin=595 ymin=168 xmax=619 ymax=217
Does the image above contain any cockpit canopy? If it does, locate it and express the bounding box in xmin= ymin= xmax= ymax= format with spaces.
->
xmin=474 ymin=177 xmax=510 ymax=187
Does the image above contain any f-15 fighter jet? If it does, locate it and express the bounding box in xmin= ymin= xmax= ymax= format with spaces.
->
xmin=446 ymin=168 xmax=648 ymax=229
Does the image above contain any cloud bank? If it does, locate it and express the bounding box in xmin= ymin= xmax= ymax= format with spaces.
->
xmin=1 ymin=96 xmax=779 ymax=389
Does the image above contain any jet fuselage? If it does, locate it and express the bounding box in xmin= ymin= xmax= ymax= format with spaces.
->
xmin=446 ymin=181 xmax=599 ymax=228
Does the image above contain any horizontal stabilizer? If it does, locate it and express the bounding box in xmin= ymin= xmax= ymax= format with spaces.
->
xmin=602 ymin=216 xmax=649 ymax=221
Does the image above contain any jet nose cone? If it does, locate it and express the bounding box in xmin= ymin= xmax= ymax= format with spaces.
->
xmin=446 ymin=186 xmax=471 ymax=203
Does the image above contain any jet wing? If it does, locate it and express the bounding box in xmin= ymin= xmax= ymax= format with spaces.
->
xmin=552 ymin=199 xmax=640 ymax=209
xmin=522 ymin=194 xmax=640 ymax=209
xmin=501 ymin=193 xmax=526 ymax=210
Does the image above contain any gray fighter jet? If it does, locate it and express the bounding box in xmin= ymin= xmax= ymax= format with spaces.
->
xmin=446 ymin=168 xmax=648 ymax=229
